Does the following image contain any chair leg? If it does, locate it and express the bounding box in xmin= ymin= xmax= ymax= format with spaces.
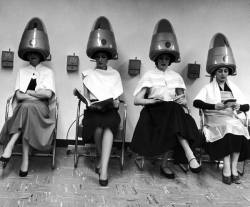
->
xmin=120 ymin=134 xmax=125 ymax=171
xmin=51 ymin=138 xmax=56 ymax=170
xmin=120 ymin=147 xmax=124 ymax=171
xmin=178 ymin=163 xmax=188 ymax=173
xmin=238 ymin=160 xmax=246 ymax=176
xmin=74 ymin=136 xmax=79 ymax=168
xmin=135 ymin=156 xmax=144 ymax=170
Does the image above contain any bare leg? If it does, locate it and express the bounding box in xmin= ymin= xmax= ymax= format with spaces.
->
xmin=177 ymin=136 xmax=200 ymax=168
xmin=231 ymin=152 xmax=240 ymax=176
xmin=223 ymin=155 xmax=231 ymax=176
xmin=20 ymin=138 xmax=30 ymax=172
xmin=1 ymin=131 xmax=21 ymax=158
xmin=100 ymin=128 xmax=113 ymax=180
xmin=94 ymin=127 xmax=103 ymax=168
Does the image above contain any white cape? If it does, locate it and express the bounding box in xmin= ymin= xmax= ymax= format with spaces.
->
xmin=82 ymin=66 xmax=123 ymax=101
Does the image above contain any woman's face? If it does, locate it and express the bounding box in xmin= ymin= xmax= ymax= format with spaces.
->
xmin=28 ymin=53 xmax=41 ymax=67
xmin=156 ymin=54 xmax=170 ymax=71
xmin=95 ymin=52 xmax=108 ymax=69
xmin=215 ymin=67 xmax=229 ymax=83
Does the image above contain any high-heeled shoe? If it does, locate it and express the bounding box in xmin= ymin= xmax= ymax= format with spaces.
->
xmin=19 ymin=170 xmax=28 ymax=177
xmin=222 ymin=173 xmax=231 ymax=185
xmin=188 ymin=158 xmax=202 ymax=173
xmin=99 ymin=177 xmax=108 ymax=187
xmin=99 ymin=173 xmax=108 ymax=187
xmin=231 ymin=175 xmax=241 ymax=184
xmin=0 ymin=156 xmax=11 ymax=169
xmin=160 ymin=166 xmax=175 ymax=179
xmin=95 ymin=167 xmax=100 ymax=175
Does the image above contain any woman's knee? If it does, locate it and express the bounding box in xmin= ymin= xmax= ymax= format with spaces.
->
xmin=103 ymin=128 xmax=114 ymax=138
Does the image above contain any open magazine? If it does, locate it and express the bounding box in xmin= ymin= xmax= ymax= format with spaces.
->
xmin=73 ymin=88 xmax=114 ymax=111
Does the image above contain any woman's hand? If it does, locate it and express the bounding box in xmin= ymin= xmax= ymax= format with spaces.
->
xmin=113 ymin=99 xmax=120 ymax=108
xmin=26 ymin=90 xmax=35 ymax=96
xmin=88 ymin=104 xmax=102 ymax=111
xmin=149 ymin=98 xmax=163 ymax=104
xmin=215 ymin=103 xmax=225 ymax=110
xmin=174 ymin=96 xmax=187 ymax=106
xmin=232 ymin=103 xmax=240 ymax=111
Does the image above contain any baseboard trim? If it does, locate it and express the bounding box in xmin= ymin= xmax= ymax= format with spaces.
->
xmin=56 ymin=139 xmax=130 ymax=148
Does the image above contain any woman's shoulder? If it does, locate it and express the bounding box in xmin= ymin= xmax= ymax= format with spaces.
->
xmin=106 ymin=66 xmax=122 ymax=78
xmin=167 ymin=70 xmax=182 ymax=78
xmin=141 ymin=69 xmax=158 ymax=77
xmin=38 ymin=64 xmax=53 ymax=73
xmin=199 ymin=81 xmax=213 ymax=91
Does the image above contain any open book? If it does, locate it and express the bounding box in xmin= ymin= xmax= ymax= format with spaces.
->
xmin=73 ymin=88 xmax=114 ymax=110
xmin=153 ymin=93 xmax=185 ymax=102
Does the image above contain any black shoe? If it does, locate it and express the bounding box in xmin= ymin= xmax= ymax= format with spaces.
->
xmin=188 ymin=158 xmax=202 ymax=173
xmin=19 ymin=170 xmax=28 ymax=177
xmin=0 ymin=156 xmax=11 ymax=169
xmin=95 ymin=167 xmax=100 ymax=175
xmin=160 ymin=166 xmax=175 ymax=179
xmin=231 ymin=175 xmax=241 ymax=184
xmin=222 ymin=173 xmax=231 ymax=185
xmin=99 ymin=177 xmax=108 ymax=187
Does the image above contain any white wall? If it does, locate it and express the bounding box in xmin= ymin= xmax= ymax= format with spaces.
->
xmin=0 ymin=0 xmax=249 ymax=141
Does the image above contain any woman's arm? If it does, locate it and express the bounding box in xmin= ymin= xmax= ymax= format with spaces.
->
xmin=174 ymin=88 xmax=187 ymax=106
xmin=193 ymin=99 xmax=215 ymax=110
xmin=27 ymin=89 xmax=53 ymax=100
xmin=239 ymin=104 xmax=249 ymax=112
xmin=193 ymin=99 xmax=226 ymax=110
xmin=134 ymin=88 xmax=162 ymax=106
xmin=113 ymin=98 xmax=120 ymax=108
xmin=232 ymin=103 xmax=249 ymax=112
xmin=15 ymin=90 xmax=39 ymax=101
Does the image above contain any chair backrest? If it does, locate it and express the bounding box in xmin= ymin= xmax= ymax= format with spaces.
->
xmin=48 ymin=95 xmax=59 ymax=121
xmin=116 ymin=101 xmax=127 ymax=140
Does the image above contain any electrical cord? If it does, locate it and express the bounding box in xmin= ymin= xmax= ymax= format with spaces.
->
xmin=65 ymin=113 xmax=84 ymax=141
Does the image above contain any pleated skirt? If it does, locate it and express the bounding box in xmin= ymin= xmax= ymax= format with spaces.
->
xmin=130 ymin=102 xmax=201 ymax=163
xmin=0 ymin=100 xmax=55 ymax=151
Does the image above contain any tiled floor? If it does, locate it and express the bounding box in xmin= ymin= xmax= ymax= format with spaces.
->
xmin=0 ymin=147 xmax=250 ymax=207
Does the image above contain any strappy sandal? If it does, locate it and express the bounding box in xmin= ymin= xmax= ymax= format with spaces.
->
xmin=188 ymin=157 xmax=202 ymax=173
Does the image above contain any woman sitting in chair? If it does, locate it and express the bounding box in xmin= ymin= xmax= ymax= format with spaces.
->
xmin=81 ymin=16 xmax=123 ymax=186
xmin=131 ymin=19 xmax=201 ymax=179
xmin=0 ymin=17 xmax=55 ymax=177
xmin=193 ymin=33 xmax=250 ymax=185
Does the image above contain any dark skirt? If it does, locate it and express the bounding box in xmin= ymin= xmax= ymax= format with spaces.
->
xmin=82 ymin=108 xmax=120 ymax=141
xmin=0 ymin=100 xmax=55 ymax=151
xmin=205 ymin=133 xmax=250 ymax=162
xmin=130 ymin=101 xmax=201 ymax=163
